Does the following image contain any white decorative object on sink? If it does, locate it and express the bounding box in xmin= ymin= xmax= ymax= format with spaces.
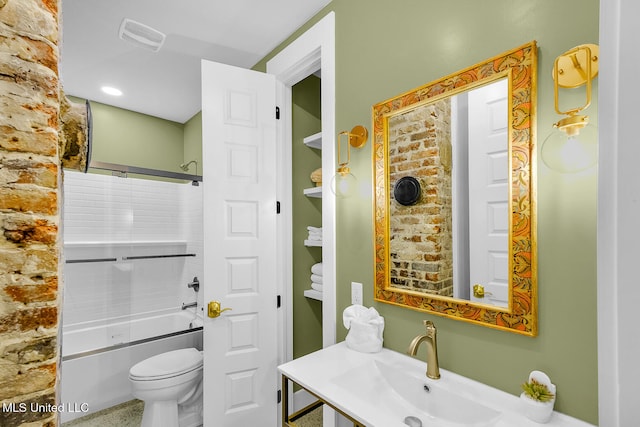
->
xmin=278 ymin=343 xmax=595 ymax=427
xmin=520 ymin=370 xmax=557 ymax=423
xmin=343 ymin=305 xmax=384 ymax=353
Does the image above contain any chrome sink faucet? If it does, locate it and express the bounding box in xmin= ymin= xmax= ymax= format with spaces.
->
xmin=408 ymin=320 xmax=440 ymax=380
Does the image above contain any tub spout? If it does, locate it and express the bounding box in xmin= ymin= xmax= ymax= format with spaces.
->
xmin=182 ymin=301 xmax=197 ymax=310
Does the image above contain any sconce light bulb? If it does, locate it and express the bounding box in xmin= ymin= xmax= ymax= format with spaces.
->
xmin=541 ymin=117 xmax=597 ymax=173
xmin=330 ymin=167 xmax=358 ymax=198
xmin=555 ymin=115 xmax=589 ymax=137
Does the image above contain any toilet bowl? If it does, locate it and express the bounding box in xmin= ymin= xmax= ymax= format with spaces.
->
xmin=129 ymin=348 xmax=203 ymax=427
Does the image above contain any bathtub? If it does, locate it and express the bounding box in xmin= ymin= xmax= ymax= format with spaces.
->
xmin=60 ymin=309 xmax=203 ymax=423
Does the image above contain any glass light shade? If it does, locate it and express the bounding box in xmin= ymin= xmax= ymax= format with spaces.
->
xmin=330 ymin=168 xmax=358 ymax=198
xmin=541 ymin=122 xmax=597 ymax=173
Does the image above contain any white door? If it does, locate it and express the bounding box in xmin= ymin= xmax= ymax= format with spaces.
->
xmin=201 ymin=60 xmax=278 ymax=426
xmin=467 ymin=78 xmax=509 ymax=308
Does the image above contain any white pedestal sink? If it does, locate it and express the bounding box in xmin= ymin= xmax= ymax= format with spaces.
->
xmin=278 ymin=342 xmax=595 ymax=427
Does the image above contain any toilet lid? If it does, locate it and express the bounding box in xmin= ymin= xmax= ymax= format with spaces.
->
xmin=130 ymin=348 xmax=203 ymax=380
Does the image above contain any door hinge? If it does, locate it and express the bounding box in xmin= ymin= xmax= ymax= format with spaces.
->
xmin=276 ymin=106 xmax=280 ymax=120
xmin=276 ymin=201 xmax=281 ymax=214
xmin=277 ymin=389 xmax=282 ymax=404
xmin=277 ymin=295 xmax=281 ymax=308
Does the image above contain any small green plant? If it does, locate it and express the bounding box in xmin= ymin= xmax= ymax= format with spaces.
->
xmin=521 ymin=378 xmax=555 ymax=402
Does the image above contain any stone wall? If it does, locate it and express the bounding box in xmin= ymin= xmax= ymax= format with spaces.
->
xmin=387 ymin=98 xmax=453 ymax=296
xmin=0 ymin=0 xmax=61 ymax=426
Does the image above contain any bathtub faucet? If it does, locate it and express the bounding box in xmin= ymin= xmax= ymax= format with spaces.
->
xmin=182 ymin=301 xmax=197 ymax=310
xmin=187 ymin=277 xmax=200 ymax=292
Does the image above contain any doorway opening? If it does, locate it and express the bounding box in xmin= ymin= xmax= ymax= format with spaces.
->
xmin=267 ymin=11 xmax=337 ymax=427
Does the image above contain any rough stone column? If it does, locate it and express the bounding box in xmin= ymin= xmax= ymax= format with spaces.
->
xmin=0 ymin=0 xmax=61 ymax=426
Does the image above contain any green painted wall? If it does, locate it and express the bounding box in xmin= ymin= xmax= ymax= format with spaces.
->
xmin=292 ymin=76 xmax=323 ymax=359
xmin=86 ymin=101 xmax=185 ymax=172
xmin=255 ymin=0 xmax=599 ymax=423
xmin=184 ymin=111 xmax=203 ymax=174
xmin=68 ymin=98 xmax=204 ymax=178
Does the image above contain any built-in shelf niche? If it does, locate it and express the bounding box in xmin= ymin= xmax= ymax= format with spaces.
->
xmin=303 ymin=132 xmax=322 ymax=150
xmin=304 ymin=239 xmax=322 ymax=247
xmin=302 ymin=131 xmax=323 ymax=302
xmin=303 ymin=132 xmax=322 ymax=197
xmin=304 ymin=289 xmax=323 ymax=301
xmin=303 ymin=187 xmax=322 ymax=198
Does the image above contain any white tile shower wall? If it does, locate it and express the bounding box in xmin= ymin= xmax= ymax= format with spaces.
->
xmin=63 ymin=171 xmax=204 ymax=327
xmin=181 ymin=182 xmax=205 ymax=314
xmin=63 ymin=172 xmax=133 ymax=242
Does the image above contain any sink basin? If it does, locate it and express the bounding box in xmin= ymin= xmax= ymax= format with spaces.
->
xmin=332 ymin=359 xmax=501 ymax=426
xmin=279 ymin=342 xmax=595 ymax=427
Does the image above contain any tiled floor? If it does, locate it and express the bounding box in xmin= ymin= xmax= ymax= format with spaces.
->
xmin=291 ymin=406 xmax=323 ymax=427
xmin=62 ymin=400 xmax=143 ymax=427
xmin=61 ymin=399 xmax=322 ymax=427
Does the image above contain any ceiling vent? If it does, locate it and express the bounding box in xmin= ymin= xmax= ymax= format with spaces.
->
xmin=119 ymin=18 xmax=166 ymax=52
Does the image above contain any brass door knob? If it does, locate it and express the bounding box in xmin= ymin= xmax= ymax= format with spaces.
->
xmin=208 ymin=301 xmax=232 ymax=318
xmin=473 ymin=284 xmax=485 ymax=298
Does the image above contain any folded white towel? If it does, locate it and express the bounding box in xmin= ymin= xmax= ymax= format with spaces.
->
xmin=310 ymin=274 xmax=323 ymax=284
xmin=307 ymin=226 xmax=322 ymax=232
xmin=343 ymin=305 xmax=384 ymax=353
xmin=311 ymin=283 xmax=323 ymax=292
xmin=311 ymin=262 xmax=323 ymax=276
xmin=307 ymin=234 xmax=322 ymax=241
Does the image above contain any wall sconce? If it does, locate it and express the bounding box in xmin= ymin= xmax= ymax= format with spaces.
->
xmin=541 ymin=44 xmax=599 ymax=173
xmin=330 ymin=125 xmax=368 ymax=198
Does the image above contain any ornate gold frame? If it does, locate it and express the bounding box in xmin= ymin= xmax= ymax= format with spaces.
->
xmin=373 ymin=41 xmax=538 ymax=336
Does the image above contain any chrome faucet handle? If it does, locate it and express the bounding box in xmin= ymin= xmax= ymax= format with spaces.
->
xmin=187 ymin=276 xmax=200 ymax=292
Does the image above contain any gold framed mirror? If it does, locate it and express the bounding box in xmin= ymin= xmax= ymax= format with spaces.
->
xmin=373 ymin=41 xmax=537 ymax=336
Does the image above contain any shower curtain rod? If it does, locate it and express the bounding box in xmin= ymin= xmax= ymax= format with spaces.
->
xmin=88 ymin=160 xmax=203 ymax=183
xmin=66 ymin=254 xmax=196 ymax=264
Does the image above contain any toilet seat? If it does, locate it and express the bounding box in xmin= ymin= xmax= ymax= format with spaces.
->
xmin=130 ymin=348 xmax=203 ymax=381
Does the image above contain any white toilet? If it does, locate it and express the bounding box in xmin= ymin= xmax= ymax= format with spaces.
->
xmin=129 ymin=348 xmax=203 ymax=427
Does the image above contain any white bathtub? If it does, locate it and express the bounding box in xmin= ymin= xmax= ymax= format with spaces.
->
xmin=60 ymin=309 xmax=203 ymax=423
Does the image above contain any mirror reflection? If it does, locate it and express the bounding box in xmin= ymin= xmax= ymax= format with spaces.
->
xmin=387 ymin=78 xmax=509 ymax=308
xmin=373 ymin=41 xmax=538 ymax=335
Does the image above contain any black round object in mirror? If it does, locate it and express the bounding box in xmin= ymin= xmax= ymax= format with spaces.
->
xmin=394 ymin=176 xmax=421 ymax=206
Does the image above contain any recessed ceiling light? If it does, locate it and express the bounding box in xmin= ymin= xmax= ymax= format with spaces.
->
xmin=101 ymin=86 xmax=123 ymax=96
